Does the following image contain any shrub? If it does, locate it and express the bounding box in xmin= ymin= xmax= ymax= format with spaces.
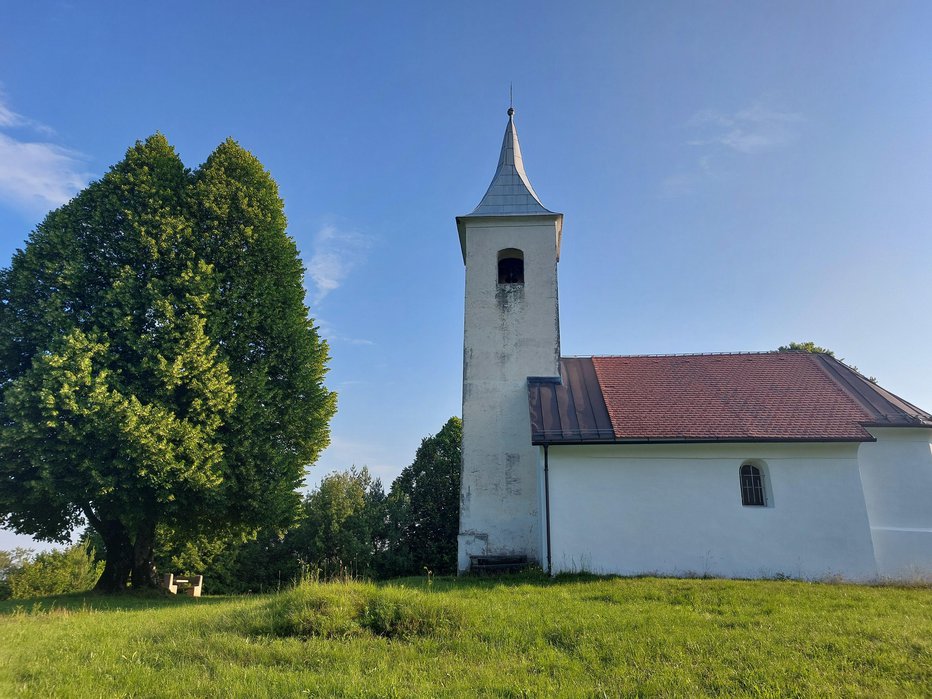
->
xmin=0 ymin=548 xmax=33 ymax=599
xmin=5 ymin=543 xmax=103 ymax=599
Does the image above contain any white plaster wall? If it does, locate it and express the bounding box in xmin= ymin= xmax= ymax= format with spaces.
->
xmin=858 ymin=427 xmax=932 ymax=581
xmin=546 ymin=443 xmax=879 ymax=581
xmin=458 ymin=216 xmax=561 ymax=571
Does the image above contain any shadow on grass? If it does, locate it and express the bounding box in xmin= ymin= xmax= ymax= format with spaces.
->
xmin=382 ymin=569 xmax=603 ymax=592
xmin=0 ymin=589 xmax=230 ymax=615
xmin=0 ymin=572 xmax=574 ymax=616
xmin=382 ymin=569 xmax=931 ymax=593
xmin=5 ymin=570 xmax=925 ymax=615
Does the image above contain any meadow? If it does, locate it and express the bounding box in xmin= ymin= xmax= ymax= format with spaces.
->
xmin=1 ymin=573 xmax=929 ymax=697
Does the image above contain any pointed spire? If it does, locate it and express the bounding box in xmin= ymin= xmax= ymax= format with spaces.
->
xmin=466 ymin=107 xmax=553 ymax=216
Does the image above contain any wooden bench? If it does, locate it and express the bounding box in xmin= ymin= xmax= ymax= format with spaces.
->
xmin=161 ymin=573 xmax=203 ymax=597
xmin=469 ymin=555 xmax=529 ymax=574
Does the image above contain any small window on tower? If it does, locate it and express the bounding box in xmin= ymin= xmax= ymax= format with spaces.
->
xmin=497 ymin=248 xmax=524 ymax=284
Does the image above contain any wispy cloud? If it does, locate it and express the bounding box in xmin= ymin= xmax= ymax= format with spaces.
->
xmin=0 ymin=98 xmax=56 ymax=136
xmin=306 ymin=223 xmax=372 ymax=303
xmin=315 ymin=317 xmax=375 ymax=347
xmin=662 ymin=97 xmax=804 ymax=197
xmin=686 ymin=99 xmax=804 ymax=155
xmin=0 ymin=100 xmax=25 ymax=128
xmin=0 ymin=92 xmax=90 ymax=215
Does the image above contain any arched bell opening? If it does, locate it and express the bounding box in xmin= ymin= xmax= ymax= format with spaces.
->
xmin=497 ymin=248 xmax=524 ymax=284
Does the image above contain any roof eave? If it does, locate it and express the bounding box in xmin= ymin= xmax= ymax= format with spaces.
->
xmin=860 ymin=419 xmax=932 ymax=429
xmin=456 ymin=212 xmax=564 ymax=263
xmin=532 ymin=436 xmax=875 ymax=446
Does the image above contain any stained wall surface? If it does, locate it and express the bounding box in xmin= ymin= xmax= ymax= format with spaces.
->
xmin=458 ymin=215 xmax=561 ymax=572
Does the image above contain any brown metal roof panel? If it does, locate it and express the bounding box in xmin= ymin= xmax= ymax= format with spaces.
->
xmin=527 ymin=360 xmax=617 ymax=443
xmin=554 ymin=363 xmax=581 ymax=440
xmin=560 ymin=358 xmax=589 ymax=438
xmin=527 ymin=382 xmax=545 ymax=442
xmin=815 ymin=353 xmax=932 ymax=426
xmin=560 ymin=357 xmax=615 ymax=440
xmin=575 ymin=356 xmax=616 ymax=439
xmin=538 ymin=379 xmax=564 ymax=441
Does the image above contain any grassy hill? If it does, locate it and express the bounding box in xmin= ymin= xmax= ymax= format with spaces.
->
xmin=1 ymin=573 xmax=929 ymax=697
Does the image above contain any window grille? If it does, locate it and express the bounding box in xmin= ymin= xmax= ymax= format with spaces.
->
xmin=740 ymin=464 xmax=766 ymax=506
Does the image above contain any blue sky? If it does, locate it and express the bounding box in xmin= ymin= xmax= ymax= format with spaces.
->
xmin=2 ymin=1 xmax=931 ymax=550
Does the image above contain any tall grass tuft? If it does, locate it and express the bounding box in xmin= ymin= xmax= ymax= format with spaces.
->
xmin=231 ymin=578 xmax=465 ymax=640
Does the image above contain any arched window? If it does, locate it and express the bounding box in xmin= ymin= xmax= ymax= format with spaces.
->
xmin=740 ymin=463 xmax=766 ymax=506
xmin=497 ymin=248 xmax=524 ymax=284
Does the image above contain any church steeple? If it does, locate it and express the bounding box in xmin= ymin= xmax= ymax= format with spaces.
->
xmin=456 ymin=106 xmax=564 ymax=573
xmin=466 ymin=107 xmax=554 ymax=216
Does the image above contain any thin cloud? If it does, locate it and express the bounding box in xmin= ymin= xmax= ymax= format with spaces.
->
xmin=687 ymin=99 xmax=804 ymax=155
xmin=662 ymin=98 xmax=804 ymax=197
xmin=0 ymin=97 xmax=56 ymax=136
xmin=0 ymin=100 xmax=24 ymax=128
xmin=315 ymin=316 xmax=375 ymax=347
xmin=0 ymin=93 xmax=90 ymax=215
xmin=0 ymin=135 xmax=89 ymax=212
xmin=660 ymin=155 xmax=716 ymax=198
xmin=306 ymin=224 xmax=372 ymax=303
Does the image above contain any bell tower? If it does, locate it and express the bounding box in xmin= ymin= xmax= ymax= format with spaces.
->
xmin=456 ymin=108 xmax=563 ymax=572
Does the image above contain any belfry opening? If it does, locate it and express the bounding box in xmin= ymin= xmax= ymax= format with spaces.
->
xmin=497 ymin=249 xmax=524 ymax=284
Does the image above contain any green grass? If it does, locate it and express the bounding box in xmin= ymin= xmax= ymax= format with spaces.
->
xmin=1 ymin=573 xmax=929 ymax=697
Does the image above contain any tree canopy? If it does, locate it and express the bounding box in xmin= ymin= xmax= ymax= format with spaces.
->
xmin=0 ymin=134 xmax=336 ymax=591
xmin=295 ymin=467 xmax=385 ymax=577
xmin=383 ymin=416 xmax=462 ymax=576
xmin=777 ymin=341 xmax=834 ymax=355
xmin=777 ymin=341 xmax=876 ymax=382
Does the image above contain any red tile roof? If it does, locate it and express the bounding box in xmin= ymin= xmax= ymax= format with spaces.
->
xmin=527 ymin=352 xmax=932 ymax=444
xmin=593 ymin=352 xmax=875 ymax=440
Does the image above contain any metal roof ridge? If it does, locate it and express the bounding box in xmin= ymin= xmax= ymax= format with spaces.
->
xmin=561 ymin=351 xmax=790 ymax=359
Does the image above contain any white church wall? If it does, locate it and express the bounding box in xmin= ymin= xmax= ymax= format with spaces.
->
xmin=458 ymin=216 xmax=562 ymax=571
xmin=858 ymin=427 xmax=932 ymax=581
xmin=545 ymin=442 xmax=879 ymax=581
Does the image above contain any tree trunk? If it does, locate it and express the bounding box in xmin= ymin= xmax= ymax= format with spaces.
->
xmin=93 ymin=520 xmax=133 ymax=592
xmin=131 ymin=521 xmax=158 ymax=589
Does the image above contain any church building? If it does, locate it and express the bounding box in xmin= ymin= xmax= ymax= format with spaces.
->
xmin=456 ymin=108 xmax=932 ymax=582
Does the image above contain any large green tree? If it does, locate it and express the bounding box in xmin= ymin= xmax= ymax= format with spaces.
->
xmin=0 ymin=135 xmax=335 ymax=591
xmin=382 ymin=417 xmax=462 ymax=576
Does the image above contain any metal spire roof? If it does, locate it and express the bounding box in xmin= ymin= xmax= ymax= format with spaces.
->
xmin=465 ymin=107 xmax=555 ymax=216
